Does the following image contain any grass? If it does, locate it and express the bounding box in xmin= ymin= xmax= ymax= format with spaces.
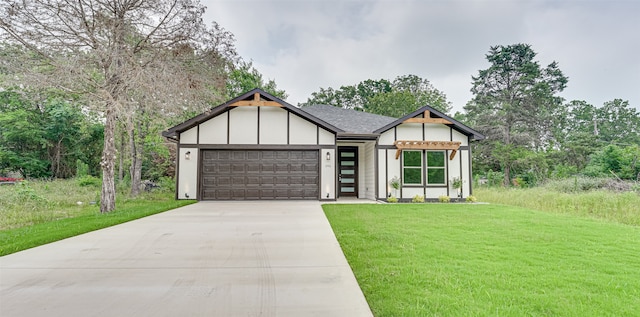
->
xmin=475 ymin=187 xmax=640 ymax=226
xmin=0 ymin=179 xmax=194 ymax=256
xmin=324 ymin=203 xmax=640 ymax=316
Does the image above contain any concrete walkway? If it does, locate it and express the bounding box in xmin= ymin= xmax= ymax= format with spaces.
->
xmin=0 ymin=201 xmax=373 ymax=317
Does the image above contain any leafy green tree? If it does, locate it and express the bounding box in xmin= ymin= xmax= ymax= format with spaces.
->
xmin=0 ymin=101 xmax=49 ymax=178
xmin=584 ymin=144 xmax=640 ymax=180
xmin=226 ymin=60 xmax=287 ymax=99
xmin=2 ymin=0 xmax=236 ymax=212
xmin=596 ymin=99 xmax=640 ymax=145
xmin=301 ymin=75 xmax=451 ymax=116
xmin=465 ymin=44 xmax=568 ymax=185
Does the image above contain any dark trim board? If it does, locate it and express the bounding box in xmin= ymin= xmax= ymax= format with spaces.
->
xmin=193 ymin=144 xmax=332 ymax=150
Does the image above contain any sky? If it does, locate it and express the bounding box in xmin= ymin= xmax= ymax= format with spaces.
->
xmin=202 ymin=0 xmax=640 ymax=113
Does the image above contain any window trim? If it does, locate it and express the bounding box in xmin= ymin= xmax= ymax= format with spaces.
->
xmin=402 ymin=150 xmax=423 ymax=186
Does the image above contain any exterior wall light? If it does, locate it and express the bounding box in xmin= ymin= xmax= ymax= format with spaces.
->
xmin=326 ymin=151 xmax=331 ymax=161
xmin=185 ymin=151 xmax=191 ymax=160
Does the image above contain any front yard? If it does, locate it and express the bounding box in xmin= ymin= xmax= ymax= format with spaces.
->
xmin=324 ymin=203 xmax=640 ymax=316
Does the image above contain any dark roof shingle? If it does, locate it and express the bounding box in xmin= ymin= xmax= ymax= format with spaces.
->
xmin=300 ymin=104 xmax=396 ymax=134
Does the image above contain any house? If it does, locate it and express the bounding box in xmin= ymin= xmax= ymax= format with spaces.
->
xmin=162 ymin=88 xmax=484 ymax=201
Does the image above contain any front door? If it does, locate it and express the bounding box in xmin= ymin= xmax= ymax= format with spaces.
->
xmin=338 ymin=147 xmax=358 ymax=197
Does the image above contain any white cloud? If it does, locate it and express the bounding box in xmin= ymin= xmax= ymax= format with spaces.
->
xmin=203 ymin=0 xmax=640 ymax=112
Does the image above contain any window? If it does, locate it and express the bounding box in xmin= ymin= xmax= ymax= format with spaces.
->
xmin=426 ymin=151 xmax=446 ymax=184
xmin=402 ymin=151 xmax=422 ymax=185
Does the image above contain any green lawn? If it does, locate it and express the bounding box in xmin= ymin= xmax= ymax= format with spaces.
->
xmin=324 ymin=203 xmax=640 ymax=316
xmin=0 ymin=179 xmax=195 ymax=256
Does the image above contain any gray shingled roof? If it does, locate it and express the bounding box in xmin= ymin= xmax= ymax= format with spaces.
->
xmin=300 ymin=104 xmax=396 ymax=134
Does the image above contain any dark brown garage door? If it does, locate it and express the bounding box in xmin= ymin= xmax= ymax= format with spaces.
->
xmin=201 ymin=150 xmax=319 ymax=200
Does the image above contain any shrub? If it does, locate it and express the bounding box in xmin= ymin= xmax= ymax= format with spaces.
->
xmin=438 ymin=195 xmax=450 ymax=203
xmin=387 ymin=196 xmax=398 ymax=203
xmin=412 ymin=195 xmax=425 ymax=203
xmin=15 ymin=181 xmax=47 ymax=202
xmin=76 ymin=175 xmax=101 ymax=187
xmin=466 ymin=195 xmax=477 ymax=203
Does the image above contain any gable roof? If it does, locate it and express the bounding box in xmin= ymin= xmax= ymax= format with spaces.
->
xmin=162 ymin=88 xmax=343 ymax=140
xmin=300 ymin=104 xmax=396 ymax=134
xmin=373 ymin=105 xmax=485 ymax=140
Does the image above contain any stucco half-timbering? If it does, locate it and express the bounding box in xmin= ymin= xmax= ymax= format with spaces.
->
xmin=320 ymin=148 xmax=336 ymax=199
xmin=375 ymin=116 xmax=475 ymax=200
xmin=170 ymin=92 xmax=339 ymax=200
xmin=178 ymin=147 xmax=198 ymax=199
xmin=164 ymin=89 xmax=483 ymax=201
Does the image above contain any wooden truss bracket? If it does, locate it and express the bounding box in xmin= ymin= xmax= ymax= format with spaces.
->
xmin=403 ymin=110 xmax=452 ymax=124
xmin=394 ymin=140 xmax=462 ymax=160
xmin=229 ymin=92 xmax=282 ymax=107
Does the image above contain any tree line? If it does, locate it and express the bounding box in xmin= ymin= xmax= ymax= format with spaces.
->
xmin=0 ymin=0 xmax=284 ymax=212
xmin=300 ymin=44 xmax=639 ymax=185
xmin=0 ymin=1 xmax=637 ymax=215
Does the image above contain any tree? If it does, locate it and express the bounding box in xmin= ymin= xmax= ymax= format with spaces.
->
xmin=301 ymin=75 xmax=451 ymax=116
xmin=465 ymin=44 xmax=568 ymax=185
xmin=1 ymin=0 xmax=235 ymax=211
xmin=226 ymin=60 xmax=287 ymax=99
xmin=596 ymin=99 xmax=640 ymax=145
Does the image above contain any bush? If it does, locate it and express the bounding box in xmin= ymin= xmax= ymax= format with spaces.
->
xmin=412 ymin=195 xmax=425 ymax=203
xmin=466 ymin=195 xmax=477 ymax=203
xmin=387 ymin=196 xmax=398 ymax=203
xmin=76 ymin=175 xmax=101 ymax=187
xmin=544 ymin=177 xmax=608 ymax=193
xmin=438 ymin=195 xmax=450 ymax=203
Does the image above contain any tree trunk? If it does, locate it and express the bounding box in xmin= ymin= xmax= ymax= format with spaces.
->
xmin=130 ymin=110 xmax=148 ymax=197
xmin=100 ymin=107 xmax=117 ymax=213
xmin=118 ymin=131 xmax=125 ymax=182
xmin=503 ymin=165 xmax=511 ymax=186
xmin=129 ymin=125 xmax=141 ymax=197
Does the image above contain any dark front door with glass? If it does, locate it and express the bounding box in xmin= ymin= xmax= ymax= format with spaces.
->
xmin=338 ymin=147 xmax=358 ymax=197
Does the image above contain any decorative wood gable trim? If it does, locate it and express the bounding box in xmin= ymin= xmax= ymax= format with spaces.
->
xmin=403 ymin=110 xmax=452 ymax=124
xmin=229 ymin=92 xmax=283 ymax=107
xmin=393 ymin=140 xmax=461 ymax=160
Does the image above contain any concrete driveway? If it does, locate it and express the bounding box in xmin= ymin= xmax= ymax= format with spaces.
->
xmin=0 ymin=201 xmax=373 ymax=317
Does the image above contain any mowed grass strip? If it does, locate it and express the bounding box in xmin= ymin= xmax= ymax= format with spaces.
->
xmin=0 ymin=197 xmax=195 ymax=256
xmin=324 ymin=203 xmax=640 ymax=317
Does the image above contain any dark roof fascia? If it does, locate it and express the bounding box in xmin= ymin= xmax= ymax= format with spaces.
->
xmin=372 ymin=105 xmax=485 ymax=140
xmin=162 ymin=88 xmax=344 ymax=139
xmin=336 ymin=133 xmax=380 ymax=141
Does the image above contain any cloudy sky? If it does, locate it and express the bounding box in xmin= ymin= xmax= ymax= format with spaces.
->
xmin=203 ymin=0 xmax=639 ymax=113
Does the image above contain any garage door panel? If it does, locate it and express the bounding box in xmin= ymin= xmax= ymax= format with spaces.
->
xmin=304 ymin=151 xmax=318 ymax=159
xmin=201 ymin=150 xmax=319 ymax=200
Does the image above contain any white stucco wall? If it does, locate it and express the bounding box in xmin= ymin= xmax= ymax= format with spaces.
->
xmin=396 ymin=124 xmax=423 ymax=140
xmin=228 ymin=107 xmax=258 ymax=144
xmin=364 ymin=142 xmax=376 ymax=200
xmin=448 ymin=149 xmax=462 ymax=198
xmin=318 ymin=128 xmax=335 ymax=145
xmin=320 ymin=148 xmax=336 ymax=199
xmin=199 ymin=112 xmax=227 ymax=144
xmin=452 ymin=129 xmax=469 ymax=146
xmin=424 ymin=123 xmax=451 ymax=141
xmin=379 ymin=129 xmax=395 ymax=145
xmin=425 ymin=187 xmax=448 ymax=199
xmin=289 ymin=115 xmax=317 ymax=144
xmin=377 ymin=149 xmax=388 ymax=199
xmin=386 ymin=149 xmax=401 ymax=198
xmin=178 ymin=148 xmax=198 ymax=199
xmin=259 ymin=107 xmax=288 ymax=144
xmin=180 ymin=126 xmax=198 ymax=144
xmin=461 ymin=150 xmax=471 ymax=197
xmin=402 ymin=187 xmax=424 ymax=199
